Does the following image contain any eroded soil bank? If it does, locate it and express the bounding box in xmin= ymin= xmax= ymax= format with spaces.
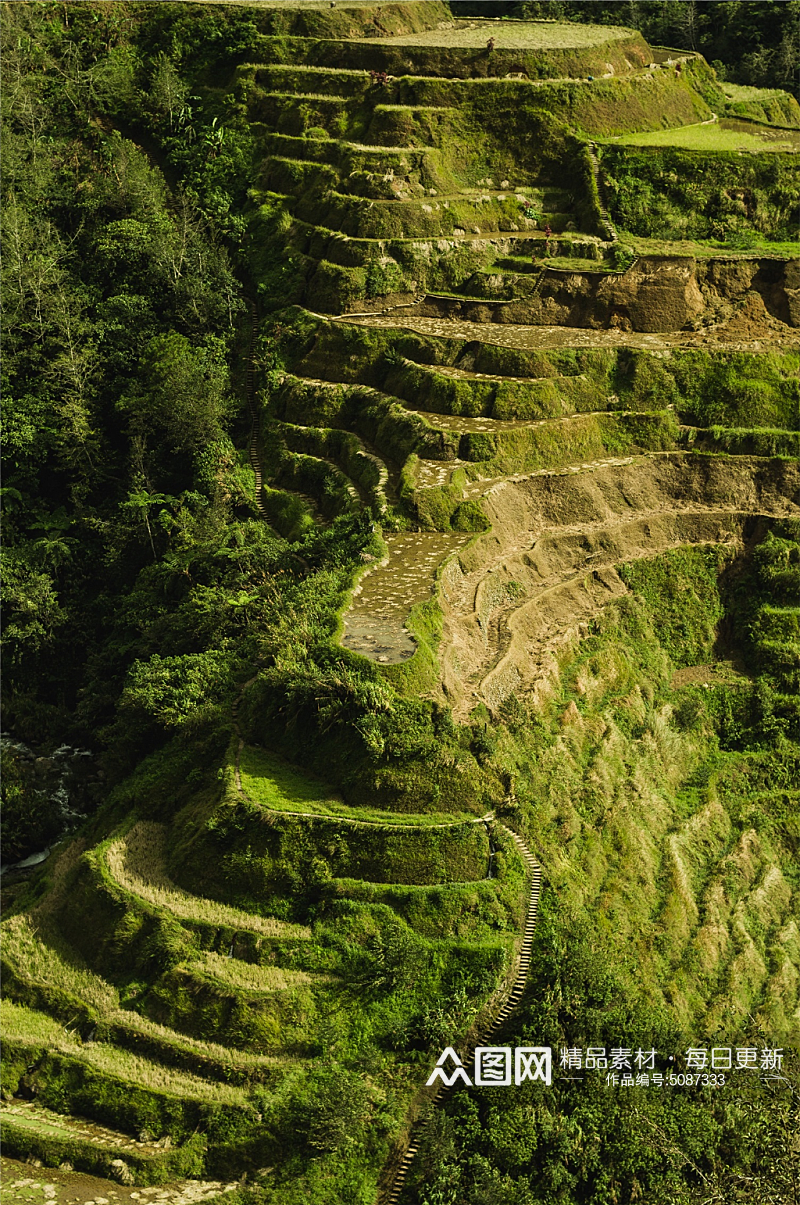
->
xmin=407 ymin=256 xmax=800 ymax=332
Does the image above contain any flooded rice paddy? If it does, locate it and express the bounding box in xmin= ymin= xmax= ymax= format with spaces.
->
xmin=343 ymin=532 xmax=470 ymax=663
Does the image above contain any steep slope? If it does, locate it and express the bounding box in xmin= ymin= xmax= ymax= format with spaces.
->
xmin=2 ymin=5 xmax=798 ymax=1205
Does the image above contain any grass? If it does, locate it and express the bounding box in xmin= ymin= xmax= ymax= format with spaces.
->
xmin=721 ymin=82 xmax=793 ymax=104
xmin=106 ymin=1011 xmax=294 ymax=1070
xmin=606 ymin=121 xmax=799 ymax=153
xmin=103 ymin=823 xmax=312 ymax=939
xmin=496 ymin=543 xmax=800 ymax=1041
xmin=540 ymin=256 xmax=612 ymax=272
xmin=1 ymin=914 xmax=295 ymax=1073
xmin=0 ymin=1106 xmax=143 ymax=1149
xmin=3 ymin=914 xmax=120 ymax=1013
xmin=0 ymin=1106 xmax=196 ymax=1184
xmin=1 ymin=1002 xmax=250 ymax=1107
xmin=618 ymin=233 xmax=800 ymax=258
xmin=1 ymin=1112 xmax=84 ymax=1141
xmin=189 ymin=951 xmax=317 ymax=995
xmin=260 ymin=91 xmax=348 ymax=104
xmin=238 ymin=745 xmax=481 ymax=826
xmin=354 ymin=21 xmax=636 ymax=49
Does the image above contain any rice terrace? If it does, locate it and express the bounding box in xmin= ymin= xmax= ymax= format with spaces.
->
xmin=1 ymin=2 xmax=799 ymax=1204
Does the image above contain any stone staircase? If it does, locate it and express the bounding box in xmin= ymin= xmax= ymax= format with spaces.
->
xmin=245 ymin=301 xmax=268 ymax=520
xmin=587 ymin=142 xmax=617 ymax=242
xmin=381 ymin=825 xmax=543 ymax=1205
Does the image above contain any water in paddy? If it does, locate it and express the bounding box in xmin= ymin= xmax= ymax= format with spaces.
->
xmin=342 ymin=532 xmax=469 ymax=663
xmin=407 ymin=409 xmax=542 ymax=432
xmin=718 ymin=118 xmax=800 ymax=150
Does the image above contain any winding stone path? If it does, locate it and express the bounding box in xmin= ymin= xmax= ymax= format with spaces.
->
xmin=380 ymin=826 xmax=543 ymax=1205
xmin=245 ymin=301 xmax=268 ymax=519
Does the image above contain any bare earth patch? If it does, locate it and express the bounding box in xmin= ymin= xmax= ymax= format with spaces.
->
xmin=0 ymin=1157 xmax=237 ymax=1205
xmin=670 ymin=661 xmax=750 ymax=689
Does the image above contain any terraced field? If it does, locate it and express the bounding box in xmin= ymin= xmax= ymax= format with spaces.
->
xmin=265 ymin=302 xmax=798 ymax=694
xmin=608 ymin=117 xmax=800 ymax=152
xmin=4 ymin=3 xmax=799 ymax=1203
xmin=2 ymin=731 xmax=530 ymax=1189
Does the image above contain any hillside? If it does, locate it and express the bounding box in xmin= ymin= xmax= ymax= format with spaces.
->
xmin=1 ymin=4 xmax=798 ymax=1205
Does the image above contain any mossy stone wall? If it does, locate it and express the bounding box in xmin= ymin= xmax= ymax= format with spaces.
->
xmin=601 ymin=143 xmax=800 ymax=240
xmin=175 ymin=804 xmax=491 ymax=902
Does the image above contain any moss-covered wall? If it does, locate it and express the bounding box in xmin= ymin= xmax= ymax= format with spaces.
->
xmin=245 ymin=30 xmax=651 ymax=81
xmin=140 ymin=0 xmax=451 ymax=49
xmin=175 ymin=804 xmax=491 ymax=899
xmin=403 ymin=65 xmax=713 ymax=138
xmin=601 ymin=143 xmax=800 ymax=241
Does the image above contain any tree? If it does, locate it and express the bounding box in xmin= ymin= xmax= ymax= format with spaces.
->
xmin=119 ymin=331 xmax=232 ymax=457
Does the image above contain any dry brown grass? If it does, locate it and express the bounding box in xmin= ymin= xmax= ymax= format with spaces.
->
xmin=3 ymin=915 xmax=120 ymax=1013
xmin=104 ymin=823 xmax=311 ymax=940
xmin=190 ymin=952 xmax=317 ymax=995
xmin=113 ymin=1010 xmax=295 ymax=1068
xmin=2 ymin=916 xmax=297 ymax=1070
xmin=747 ymin=865 xmax=792 ymax=927
xmin=1 ymin=1002 xmax=249 ymax=1106
xmin=693 ymin=881 xmax=732 ymax=972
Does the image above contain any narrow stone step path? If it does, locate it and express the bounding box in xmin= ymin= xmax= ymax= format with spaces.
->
xmin=586 ymin=142 xmax=618 ymax=242
xmin=245 ymin=304 xmax=329 ymax=528
xmin=245 ymin=301 xmax=268 ymax=519
xmin=528 ymin=265 xmax=548 ymax=298
xmin=380 ymin=825 xmax=543 ymax=1205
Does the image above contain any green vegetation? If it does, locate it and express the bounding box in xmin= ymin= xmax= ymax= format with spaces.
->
xmin=102 ymin=822 xmax=313 ymax=938
xmin=239 ymin=745 xmax=480 ymax=826
xmin=505 ymin=0 xmax=800 ymax=102
xmin=721 ymin=81 xmax=800 ymax=127
xmin=403 ymin=529 xmax=800 ymax=1203
xmin=600 ymin=142 xmax=800 ymax=240
xmin=1 ymin=3 xmax=798 ymax=1203
xmin=1 ymin=1002 xmax=251 ymax=1110
xmin=608 ymin=120 xmax=799 ymax=153
xmin=0 ymin=1103 xmax=206 ymax=1185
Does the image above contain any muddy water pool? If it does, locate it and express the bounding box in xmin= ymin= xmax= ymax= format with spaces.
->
xmin=342 ymin=532 xmax=470 ymax=663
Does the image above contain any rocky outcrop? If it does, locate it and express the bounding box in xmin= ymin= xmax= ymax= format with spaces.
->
xmin=412 ymin=256 xmax=800 ymax=332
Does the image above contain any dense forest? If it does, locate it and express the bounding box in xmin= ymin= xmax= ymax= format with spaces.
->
xmin=1 ymin=3 xmax=798 ymax=1204
xmin=3 ymin=0 xmax=263 ymax=857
